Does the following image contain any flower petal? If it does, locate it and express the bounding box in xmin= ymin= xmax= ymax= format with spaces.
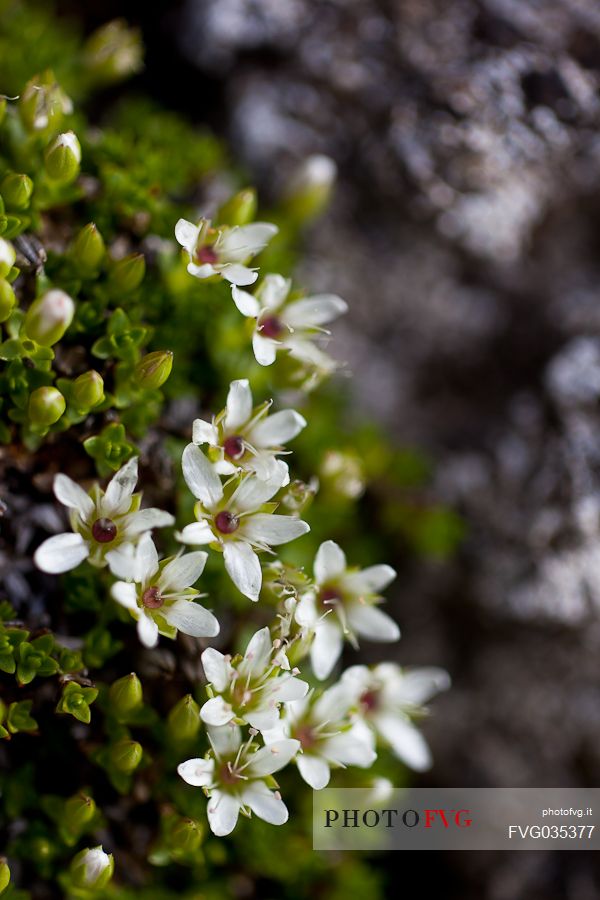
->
xmin=322 ymin=723 xmax=376 ymax=768
xmin=134 ymin=532 xmax=160 ymax=583
xmin=110 ymin=581 xmax=138 ymax=611
xmin=160 ymin=551 xmax=208 ymax=591
xmin=346 ymin=603 xmax=400 ymax=642
xmin=282 ymin=294 xmax=348 ymax=328
xmin=247 ymin=410 xmax=307 ymax=448
xmin=176 ymin=521 xmax=215 ymax=545
xmin=207 ymin=723 xmax=242 ymax=758
xmin=53 ymin=474 xmax=94 ymax=520
xmin=207 ymin=790 xmax=240 ymax=837
xmin=268 ymin=676 xmax=309 ymax=702
xmin=240 ymin=781 xmax=289 ymax=825
xmin=137 ymin=612 xmax=159 ymax=648
xmin=257 ymin=274 xmax=290 ymax=309
xmin=188 ymin=262 xmax=216 ymax=279
xmin=220 ymin=264 xmax=258 ymax=286
xmin=200 ymin=696 xmax=234 ymax=726
xmin=230 ymin=470 xmax=286 ymax=513
xmin=175 ymin=218 xmax=199 ymax=252
xmin=311 ymin=617 xmax=343 ymax=681
xmin=231 ymin=286 xmax=260 ymax=317
xmin=219 ymin=223 xmax=278 ymax=259
xmin=162 ymin=598 xmax=219 ymax=638
xmin=393 ymin=667 xmax=451 ymax=706
xmin=246 ymin=739 xmax=300 ymax=776
xmin=177 ymin=757 xmax=214 ymax=787
xmin=202 ymin=647 xmax=233 ymax=692
xmin=225 ymin=379 xmax=252 ymax=432
xmin=374 ymin=714 xmax=432 ymax=771
xmin=252 ymin=332 xmax=279 ymax=366
xmin=105 ymin=543 xmax=136 ymax=580
xmin=223 ymin=541 xmax=262 ymax=601
xmin=295 ymin=592 xmax=318 ymax=628
xmin=102 ymin=457 xmax=139 ymax=517
xmin=123 ymin=508 xmax=175 ymax=537
xmin=297 ymin=754 xmax=331 ymax=790
xmin=239 ymin=513 xmax=310 ymax=547
xmin=314 ymin=540 xmax=346 ymax=584
xmin=182 ymin=443 xmax=223 ymax=507
xmin=239 ymin=626 xmax=272 ymax=678
xmin=192 ymin=418 xmax=218 ymax=446
xmin=343 ymin=564 xmax=396 ymax=594
xmin=34 ymin=533 xmax=89 ymax=574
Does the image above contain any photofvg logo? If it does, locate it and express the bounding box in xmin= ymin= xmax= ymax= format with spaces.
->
xmin=313 ymin=788 xmax=600 ymax=851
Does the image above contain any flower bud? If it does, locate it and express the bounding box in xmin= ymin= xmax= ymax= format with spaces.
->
xmin=28 ymin=387 xmax=66 ymax=426
xmin=108 ymin=672 xmax=143 ymax=718
xmin=0 ymin=859 xmax=10 ymax=895
xmin=0 ymin=238 xmax=15 ymax=279
xmin=108 ymin=253 xmax=145 ymax=294
xmin=72 ymin=370 xmax=104 ymax=412
xmin=217 ymin=188 xmax=257 ymax=226
xmin=83 ymin=20 xmax=143 ymax=86
xmin=134 ymin=350 xmax=173 ymax=390
xmin=19 ymin=72 xmax=73 ymax=133
xmin=167 ymin=694 xmax=200 ymax=743
xmin=24 ymin=289 xmax=75 ymax=346
xmin=0 ymin=280 xmax=16 ymax=323
xmin=285 ymin=154 xmax=337 ymax=221
xmin=109 ymin=738 xmax=142 ymax=774
xmin=170 ymin=817 xmax=203 ymax=853
xmin=70 ymin=223 xmax=105 ymax=275
xmin=44 ymin=131 xmax=81 ymax=183
xmin=64 ymin=793 xmax=96 ymax=831
xmin=1 ymin=173 xmax=34 ymax=210
xmin=70 ymin=846 xmax=114 ymax=891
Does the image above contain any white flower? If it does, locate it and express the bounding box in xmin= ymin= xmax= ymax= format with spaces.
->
xmin=178 ymin=444 xmax=310 ymax=601
xmin=295 ymin=540 xmax=400 ymax=680
xmin=342 ymin=663 xmax=450 ymax=771
xmin=108 ymin=532 xmax=219 ymax=648
xmin=200 ymin=626 xmax=308 ymax=732
xmin=34 ymin=457 xmax=174 ymax=575
xmin=231 ymin=273 xmax=347 ymax=372
xmin=70 ymin=845 xmax=113 ymax=889
xmin=177 ymin=724 xmax=299 ymax=836
xmin=175 ymin=217 xmax=278 ymax=286
xmin=192 ymin=378 xmax=306 ymax=483
xmin=263 ymin=681 xmax=376 ymax=790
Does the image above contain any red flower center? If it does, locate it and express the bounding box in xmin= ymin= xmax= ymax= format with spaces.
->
xmin=294 ymin=723 xmax=317 ymax=751
xmin=360 ymin=690 xmax=379 ymax=713
xmin=319 ymin=587 xmax=342 ymax=609
xmin=259 ymin=315 xmax=284 ymax=339
xmin=215 ymin=510 xmax=240 ymax=534
xmin=91 ymin=517 xmax=117 ymax=543
xmin=194 ymin=245 xmax=218 ymax=265
xmin=223 ymin=435 xmax=245 ymax=460
xmin=142 ymin=586 xmax=163 ymax=609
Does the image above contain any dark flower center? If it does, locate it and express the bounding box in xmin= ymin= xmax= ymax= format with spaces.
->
xmin=223 ymin=435 xmax=245 ymax=460
xmin=142 ymin=586 xmax=163 ymax=609
xmin=319 ymin=586 xmax=342 ymax=610
xmin=259 ymin=315 xmax=284 ymax=339
xmin=218 ymin=762 xmax=241 ymax=786
xmin=215 ymin=510 xmax=240 ymax=534
xmin=195 ymin=245 xmax=218 ymax=265
xmin=91 ymin=517 xmax=117 ymax=543
xmin=360 ymin=690 xmax=379 ymax=713
xmin=294 ymin=723 xmax=317 ymax=751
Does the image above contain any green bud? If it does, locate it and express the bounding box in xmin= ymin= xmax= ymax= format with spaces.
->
xmin=167 ymin=694 xmax=200 ymax=743
xmin=1 ymin=173 xmax=34 ymax=210
xmin=0 ymin=859 xmax=10 ymax=895
xmin=170 ymin=817 xmax=203 ymax=853
xmin=24 ymin=289 xmax=75 ymax=346
xmin=0 ymin=238 xmax=15 ymax=279
xmin=72 ymin=370 xmax=104 ymax=412
xmin=0 ymin=280 xmax=16 ymax=323
xmin=108 ymin=672 xmax=143 ymax=718
xmin=109 ymin=738 xmax=142 ymax=774
xmin=108 ymin=253 xmax=145 ymax=294
xmin=134 ymin=350 xmax=173 ymax=390
xmin=70 ymin=223 xmax=105 ymax=275
xmin=19 ymin=71 xmax=73 ymax=133
xmin=83 ymin=20 xmax=143 ymax=86
xmin=64 ymin=793 xmax=96 ymax=831
xmin=285 ymin=154 xmax=337 ymax=221
xmin=44 ymin=131 xmax=81 ymax=183
xmin=28 ymin=386 xmax=66 ymax=426
xmin=70 ymin=846 xmax=114 ymax=891
xmin=217 ymin=188 xmax=257 ymax=226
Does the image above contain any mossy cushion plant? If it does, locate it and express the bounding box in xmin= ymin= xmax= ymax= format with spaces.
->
xmin=0 ymin=8 xmax=461 ymax=898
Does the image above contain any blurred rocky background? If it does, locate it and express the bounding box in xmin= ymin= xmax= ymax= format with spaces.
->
xmin=56 ymin=0 xmax=600 ymax=896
